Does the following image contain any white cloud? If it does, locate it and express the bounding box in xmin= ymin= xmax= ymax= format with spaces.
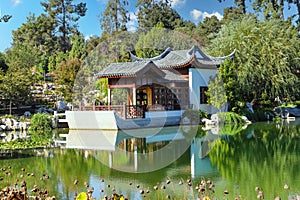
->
xmin=127 ymin=12 xmax=138 ymax=32
xmin=11 ymin=0 xmax=21 ymax=6
xmin=170 ymin=0 xmax=186 ymax=8
xmin=190 ymin=9 xmax=223 ymax=22
xmin=129 ymin=12 xmax=138 ymax=21
xmin=190 ymin=10 xmax=202 ymax=21
xmin=84 ymin=34 xmax=96 ymax=41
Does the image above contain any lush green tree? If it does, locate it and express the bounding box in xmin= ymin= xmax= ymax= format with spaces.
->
xmin=12 ymin=14 xmax=56 ymax=56
xmin=41 ymin=0 xmax=87 ymax=52
xmin=86 ymin=35 xmax=102 ymax=53
xmin=136 ymin=0 xmax=183 ymax=30
xmin=258 ymin=0 xmax=300 ymax=22
xmin=12 ymin=13 xmax=58 ymax=80
xmin=5 ymin=43 xmax=37 ymax=70
xmin=135 ymin=23 xmax=197 ymax=58
xmin=54 ymin=58 xmax=82 ymax=102
xmin=253 ymin=0 xmax=285 ymax=19
xmin=0 ymin=53 xmax=8 ymax=72
xmin=218 ymin=0 xmax=247 ymax=13
xmin=252 ymin=0 xmax=300 ymax=21
xmin=52 ymin=34 xmax=87 ymax=102
xmin=99 ymin=0 xmax=130 ymax=34
xmin=175 ymin=20 xmax=196 ymax=34
xmin=223 ymin=6 xmax=246 ymax=20
xmin=136 ymin=0 xmax=152 ymax=27
xmin=175 ymin=20 xmax=208 ymax=46
xmin=0 ymin=66 xmax=33 ymax=113
xmin=219 ymin=0 xmax=300 ymax=25
xmin=209 ymin=16 xmax=300 ymax=107
xmin=193 ymin=16 xmax=222 ymax=46
xmin=200 ymin=16 xmax=222 ymax=36
xmin=2 ymin=44 xmax=35 ymax=106
xmin=68 ymin=33 xmax=87 ymax=60
xmin=207 ymin=74 xmax=228 ymax=111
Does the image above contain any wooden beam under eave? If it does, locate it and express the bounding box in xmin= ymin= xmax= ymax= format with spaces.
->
xmin=109 ymin=83 xmax=136 ymax=89
xmin=181 ymin=75 xmax=189 ymax=80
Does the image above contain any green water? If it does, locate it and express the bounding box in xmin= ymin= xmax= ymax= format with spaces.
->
xmin=0 ymin=120 xmax=299 ymax=200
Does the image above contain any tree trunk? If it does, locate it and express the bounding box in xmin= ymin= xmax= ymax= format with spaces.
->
xmin=241 ymin=0 xmax=246 ymax=14
xmin=9 ymin=99 xmax=12 ymax=115
xmin=296 ymin=0 xmax=300 ymax=25
xmin=62 ymin=0 xmax=67 ymax=52
xmin=279 ymin=0 xmax=284 ymax=18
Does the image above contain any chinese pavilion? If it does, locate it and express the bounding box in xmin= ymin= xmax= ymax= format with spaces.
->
xmin=96 ymin=45 xmax=234 ymax=115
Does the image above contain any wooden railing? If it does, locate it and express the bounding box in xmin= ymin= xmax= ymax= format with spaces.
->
xmin=78 ymin=103 xmax=145 ymax=119
xmin=126 ymin=105 xmax=146 ymax=118
xmin=77 ymin=103 xmax=191 ymax=119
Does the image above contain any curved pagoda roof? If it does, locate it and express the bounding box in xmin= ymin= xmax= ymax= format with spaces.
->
xmin=97 ymin=61 xmax=187 ymax=82
xmin=130 ymin=45 xmax=235 ymax=69
xmin=98 ymin=61 xmax=165 ymax=78
xmin=97 ymin=45 xmax=235 ymax=78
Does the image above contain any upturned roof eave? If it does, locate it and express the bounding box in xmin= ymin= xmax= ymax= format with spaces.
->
xmin=130 ymin=47 xmax=173 ymax=62
xmin=207 ymin=49 xmax=236 ymax=61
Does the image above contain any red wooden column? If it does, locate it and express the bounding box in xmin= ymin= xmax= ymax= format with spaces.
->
xmin=108 ymin=86 xmax=111 ymax=109
xmin=133 ymin=87 xmax=137 ymax=106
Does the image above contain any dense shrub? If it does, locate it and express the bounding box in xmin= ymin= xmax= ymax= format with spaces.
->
xmin=238 ymin=108 xmax=275 ymax=122
xmin=217 ymin=112 xmax=245 ymax=124
xmin=28 ymin=113 xmax=53 ymax=131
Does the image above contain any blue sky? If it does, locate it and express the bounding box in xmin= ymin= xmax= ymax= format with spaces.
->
xmin=0 ymin=0 xmax=296 ymax=52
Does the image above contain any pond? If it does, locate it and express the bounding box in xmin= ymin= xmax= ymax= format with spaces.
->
xmin=0 ymin=119 xmax=300 ymax=200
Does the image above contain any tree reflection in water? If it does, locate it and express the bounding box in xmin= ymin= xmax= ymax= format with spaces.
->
xmin=209 ymin=120 xmax=300 ymax=199
xmin=0 ymin=121 xmax=299 ymax=199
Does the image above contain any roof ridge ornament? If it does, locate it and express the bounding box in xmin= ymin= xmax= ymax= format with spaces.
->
xmin=187 ymin=45 xmax=212 ymax=60
xmin=187 ymin=45 xmax=196 ymax=56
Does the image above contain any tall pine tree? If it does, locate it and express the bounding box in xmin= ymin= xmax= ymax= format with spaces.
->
xmin=99 ymin=0 xmax=130 ymax=34
xmin=136 ymin=0 xmax=183 ymax=30
xmin=41 ymin=0 xmax=87 ymax=52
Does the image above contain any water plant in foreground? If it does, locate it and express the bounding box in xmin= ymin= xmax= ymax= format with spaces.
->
xmin=0 ymin=165 xmax=55 ymax=200
xmin=0 ymin=162 xmax=299 ymax=200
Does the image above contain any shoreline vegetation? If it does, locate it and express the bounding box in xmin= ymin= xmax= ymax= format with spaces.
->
xmin=0 ymin=108 xmax=282 ymax=150
xmin=0 ymin=113 xmax=56 ymax=150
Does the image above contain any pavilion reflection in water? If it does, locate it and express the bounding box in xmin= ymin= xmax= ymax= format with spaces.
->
xmin=62 ymin=126 xmax=218 ymax=175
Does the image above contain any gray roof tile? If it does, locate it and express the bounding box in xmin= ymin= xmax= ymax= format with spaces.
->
xmin=161 ymin=70 xmax=187 ymax=82
xmin=97 ymin=62 xmax=149 ymax=77
xmin=97 ymin=46 xmax=235 ymax=78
